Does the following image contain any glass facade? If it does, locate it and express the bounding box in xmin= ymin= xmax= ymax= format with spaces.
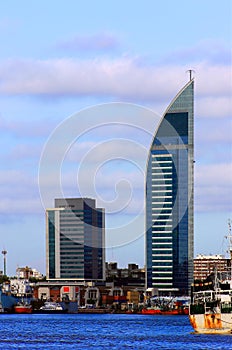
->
xmin=47 ymin=210 xmax=56 ymax=278
xmin=59 ymin=209 xmax=85 ymax=279
xmin=46 ymin=198 xmax=105 ymax=281
xmin=146 ymin=80 xmax=194 ymax=295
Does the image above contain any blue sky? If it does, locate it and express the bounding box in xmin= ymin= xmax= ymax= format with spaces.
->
xmin=0 ymin=1 xmax=231 ymax=276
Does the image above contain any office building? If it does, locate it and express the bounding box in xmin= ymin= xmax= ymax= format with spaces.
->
xmin=146 ymin=79 xmax=194 ymax=295
xmin=194 ymin=254 xmax=231 ymax=281
xmin=46 ymin=198 xmax=105 ymax=281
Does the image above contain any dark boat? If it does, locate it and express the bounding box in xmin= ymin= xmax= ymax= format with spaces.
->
xmin=33 ymin=301 xmax=68 ymax=314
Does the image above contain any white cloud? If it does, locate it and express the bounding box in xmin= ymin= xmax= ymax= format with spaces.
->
xmin=0 ymin=198 xmax=42 ymax=215
xmin=0 ymin=57 xmax=230 ymax=106
xmin=0 ymin=47 xmax=230 ymax=218
xmin=66 ymin=138 xmax=149 ymax=164
xmin=196 ymin=97 xmax=231 ymax=118
xmin=196 ymin=63 xmax=231 ymax=98
xmin=9 ymin=144 xmax=42 ymax=160
xmin=196 ymin=117 xmax=232 ymax=144
xmin=195 ymin=163 xmax=232 ymax=212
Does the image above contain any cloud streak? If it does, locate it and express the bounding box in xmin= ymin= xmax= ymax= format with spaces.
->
xmin=0 ymin=57 xmax=230 ymax=106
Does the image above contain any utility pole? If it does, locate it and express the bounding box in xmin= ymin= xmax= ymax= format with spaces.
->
xmin=1 ymin=250 xmax=7 ymax=276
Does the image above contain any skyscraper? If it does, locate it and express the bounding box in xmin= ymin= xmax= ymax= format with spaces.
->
xmin=146 ymin=79 xmax=194 ymax=295
xmin=46 ymin=198 xmax=105 ymax=281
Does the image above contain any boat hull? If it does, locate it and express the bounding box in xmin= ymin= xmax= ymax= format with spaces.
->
xmin=14 ymin=305 xmax=32 ymax=314
xmin=33 ymin=309 xmax=68 ymax=314
xmin=142 ymin=308 xmax=161 ymax=315
xmin=189 ymin=313 xmax=232 ymax=334
xmin=142 ymin=308 xmax=188 ymax=315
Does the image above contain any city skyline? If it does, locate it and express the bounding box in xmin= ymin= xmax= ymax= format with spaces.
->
xmin=0 ymin=1 xmax=231 ymax=275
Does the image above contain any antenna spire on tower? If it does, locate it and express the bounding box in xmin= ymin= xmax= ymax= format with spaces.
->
xmin=186 ymin=69 xmax=195 ymax=81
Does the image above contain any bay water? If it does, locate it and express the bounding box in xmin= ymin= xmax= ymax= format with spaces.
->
xmin=0 ymin=313 xmax=231 ymax=349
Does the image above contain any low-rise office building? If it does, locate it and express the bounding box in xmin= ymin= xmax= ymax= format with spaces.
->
xmin=194 ymin=254 xmax=231 ymax=281
xmin=46 ymin=198 xmax=105 ymax=282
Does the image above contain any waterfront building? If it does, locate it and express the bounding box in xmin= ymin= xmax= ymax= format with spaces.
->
xmin=146 ymin=79 xmax=194 ymax=295
xmin=194 ymin=254 xmax=231 ymax=281
xmin=16 ymin=266 xmax=44 ymax=280
xmin=46 ymin=198 xmax=105 ymax=281
xmin=9 ymin=279 xmax=32 ymax=296
xmin=32 ymin=281 xmax=142 ymax=310
xmin=105 ymin=262 xmax=145 ymax=286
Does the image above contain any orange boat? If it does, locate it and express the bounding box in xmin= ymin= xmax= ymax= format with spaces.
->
xmin=142 ymin=308 xmax=188 ymax=315
xmin=142 ymin=301 xmax=189 ymax=315
xmin=142 ymin=307 xmax=162 ymax=315
xmin=142 ymin=296 xmax=190 ymax=315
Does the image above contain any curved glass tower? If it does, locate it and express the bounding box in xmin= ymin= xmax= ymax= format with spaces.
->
xmin=146 ymin=79 xmax=194 ymax=295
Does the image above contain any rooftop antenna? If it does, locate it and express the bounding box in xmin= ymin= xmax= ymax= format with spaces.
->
xmin=1 ymin=249 xmax=7 ymax=276
xmin=186 ymin=69 xmax=195 ymax=81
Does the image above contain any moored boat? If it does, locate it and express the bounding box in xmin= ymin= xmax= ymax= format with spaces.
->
xmin=189 ymin=221 xmax=232 ymax=334
xmin=142 ymin=305 xmax=189 ymax=315
xmin=189 ymin=288 xmax=232 ymax=334
xmin=14 ymin=301 xmax=32 ymax=314
xmin=34 ymin=301 xmax=68 ymax=314
xmin=142 ymin=296 xmax=190 ymax=315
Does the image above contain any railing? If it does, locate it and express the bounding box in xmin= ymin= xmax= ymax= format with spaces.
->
xmin=192 ymin=290 xmax=232 ymax=303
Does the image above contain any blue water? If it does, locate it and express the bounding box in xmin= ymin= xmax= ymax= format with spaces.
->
xmin=0 ymin=314 xmax=231 ymax=349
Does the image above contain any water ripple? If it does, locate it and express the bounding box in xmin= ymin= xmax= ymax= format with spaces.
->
xmin=0 ymin=314 xmax=231 ymax=350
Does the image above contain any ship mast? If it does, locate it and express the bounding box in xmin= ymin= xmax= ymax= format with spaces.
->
xmin=225 ymin=219 xmax=232 ymax=280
